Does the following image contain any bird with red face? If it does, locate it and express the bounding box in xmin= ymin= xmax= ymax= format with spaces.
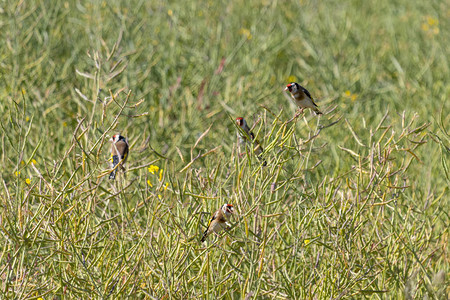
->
xmin=285 ymin=82 xmax=322 ymax=115
xmin=109 ymin=134 xmax=129 ymax=180
xmin=201 ymin=204 xmax=235 ymax=242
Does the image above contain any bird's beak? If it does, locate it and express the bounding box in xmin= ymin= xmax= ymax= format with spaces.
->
xmin=284 ymin=86 xmax=289 ymax=91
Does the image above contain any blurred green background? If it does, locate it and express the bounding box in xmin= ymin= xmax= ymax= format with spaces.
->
xmin=0 ymin=0 xmax=448 ymax=298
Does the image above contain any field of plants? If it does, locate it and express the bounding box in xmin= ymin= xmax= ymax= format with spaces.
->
xmin=1 ymin=0 xmax=448 ymax=298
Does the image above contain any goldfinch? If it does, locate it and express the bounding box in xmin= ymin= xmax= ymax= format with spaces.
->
xmin=109 ymin=134 xmax=129 ymax=180
xmin=236 ymin=117 xmax=267 ymax=166
xmin=285 ymin=82 xmax=322 ymax=115
xmin=201 ymin=204 xmax=234 ymax=242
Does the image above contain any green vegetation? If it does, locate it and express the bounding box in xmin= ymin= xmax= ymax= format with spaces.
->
xmin=1 ymin=0 xmax=448 ymax=298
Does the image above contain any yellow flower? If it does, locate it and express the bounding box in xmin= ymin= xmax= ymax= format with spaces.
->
xmin=21 ymin=160 xmax=25 ymax=165
xmin=148 ymin=165 xmax=159 ymax=174
xmin=26 ymin=178 xmax=31 ymax=185
xmin=344 ymin=90 xmax=358 ymax=101
xmin=239 ymin=28 xmax=252 ymax=40
xmin=164 ymin=182 xmax=169 ymax=190
xmin=147 ymin=180 xmax=153 ymax=187
xmin=15 ymin=171 xmax=20 ymax=176
xmin=422 ymin=16 xmax=439 ymax=35
xmin=22 ymin=88 xmax=26 ymax=95
xmin=168 ymin=9 xmax=173 ymax=16
xmin=159 ymin=169 xmax=163 ymax=181
xmin=31 ymin=159 xmax=37 ymax=164
xmin=426 ymin=16 xmax=438 ymax=26
xmin=287 ymin=75 xmax=297 ymax=83
xmin=63 ymin=122 xmax=67 ymax=127
xmin=158 ymin=194 xmax=162 ymax=200
xmin=304 ymin=239 xmax=310 ymax=246
xmin=26 ymin=116 xmax=30 ymax=122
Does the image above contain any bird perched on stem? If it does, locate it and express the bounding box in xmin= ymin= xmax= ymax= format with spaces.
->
xmin=201 ymin=204 xmax=234 ymax=242
xmin=236 ymin=117 xmax=267 ymax=166
xmin=109 ymin=134 xmax=129 ymax=180
xmin=285 ymin=82 xmax=322 ymax=115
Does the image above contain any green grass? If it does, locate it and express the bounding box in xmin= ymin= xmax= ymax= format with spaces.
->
xmin=1 ymin=0 xmax=449 ymax=298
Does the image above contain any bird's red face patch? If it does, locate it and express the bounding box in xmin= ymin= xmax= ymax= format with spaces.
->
xmin=286 ymin=83 xmax=292 ymax=92
xmin=225 ymin=204 xmax=234 ymax=214
xmin=286 ymin=83 xmax=299 ymax=93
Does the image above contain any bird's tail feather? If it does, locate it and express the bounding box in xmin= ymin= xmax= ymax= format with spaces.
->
xmin=314 ymin=107 xmax=323 ymax=115
xmin=109 ymin=155 xmax=120 ymax=180
xmin=260 ymin=158 xmax=268 ymax=166
xmin=201 ymin=231 xmax=208 ymax=242
xmin=253 ymin=142 xmax=267 ymax=166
